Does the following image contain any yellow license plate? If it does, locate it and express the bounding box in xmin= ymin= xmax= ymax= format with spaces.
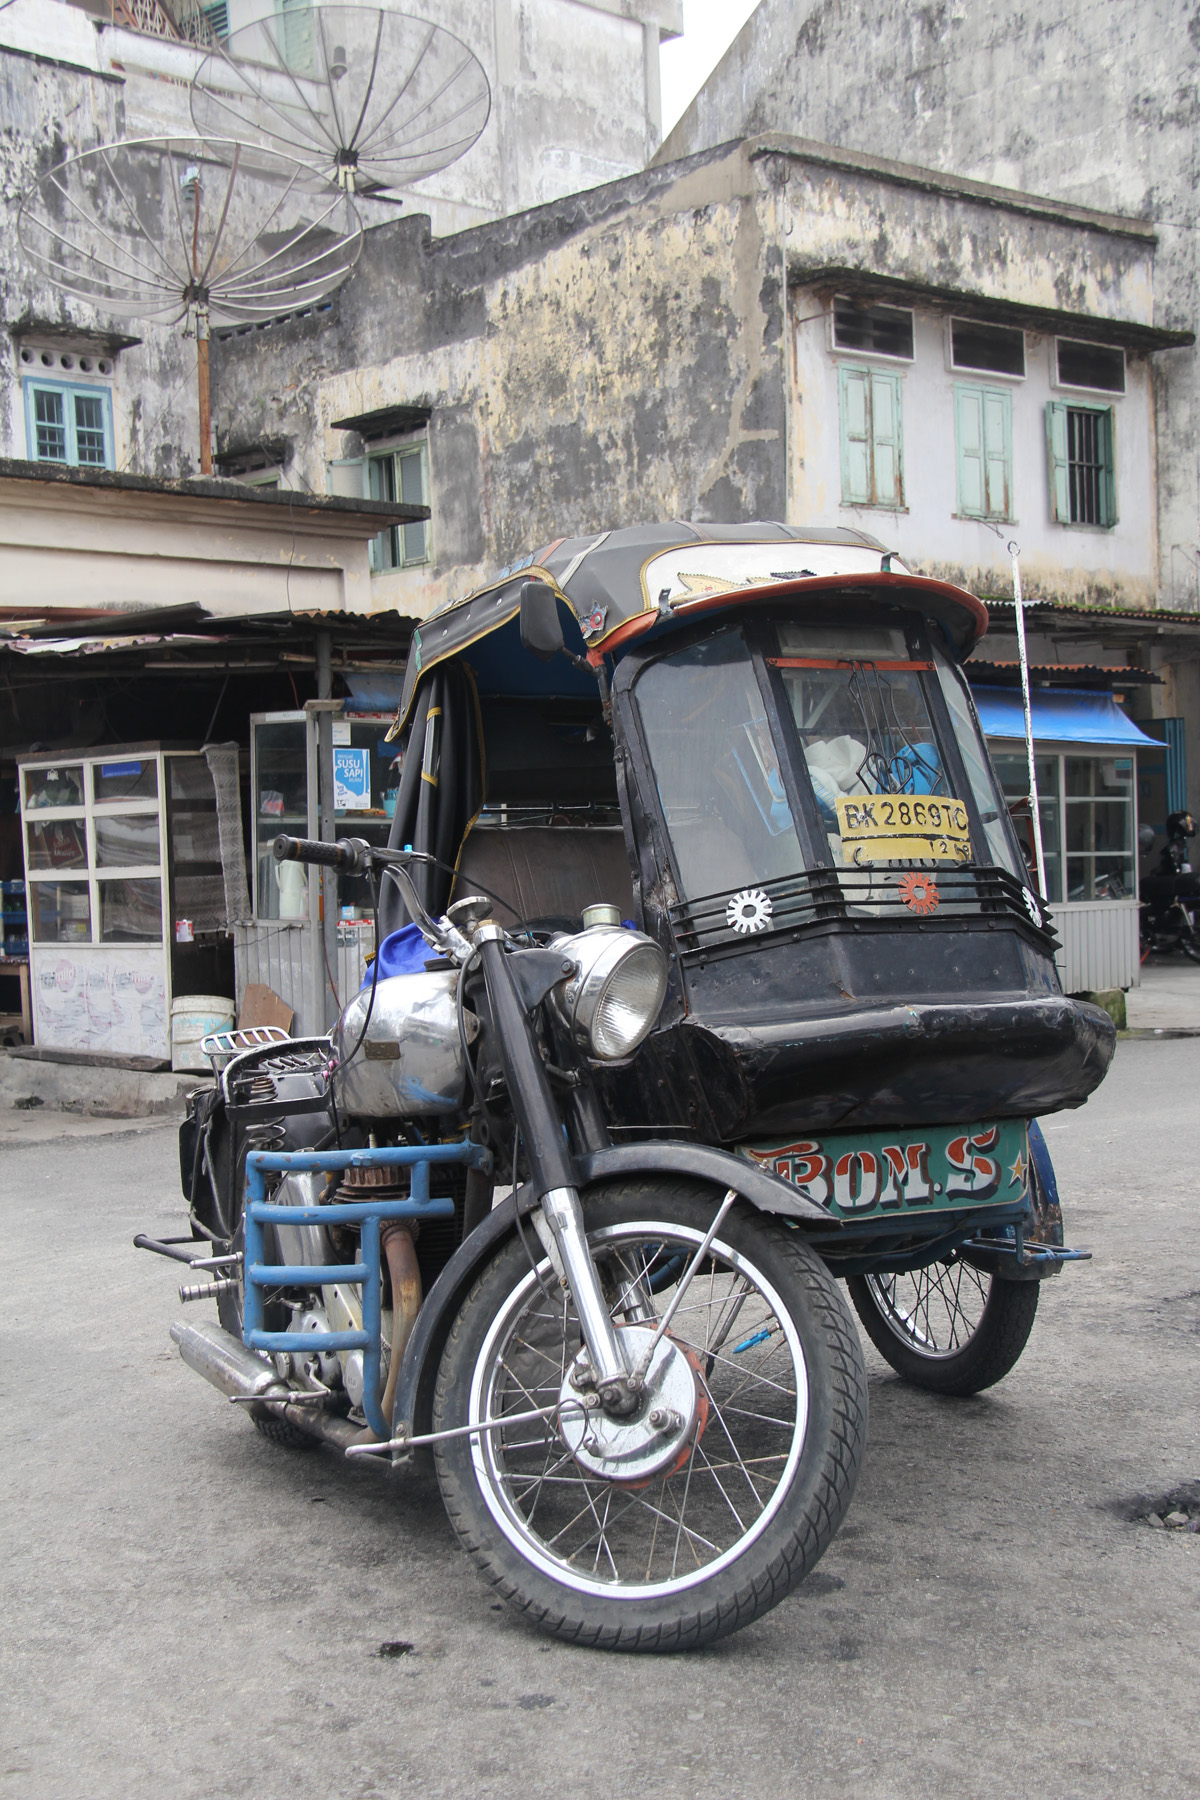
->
xmin=835 ymin=794 xmax=972 ymax=864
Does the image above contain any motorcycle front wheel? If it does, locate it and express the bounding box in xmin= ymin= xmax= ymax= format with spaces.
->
xmin=847 ymin=1262 xmax=1039 ymax=1396
xmin=432 ymin=1180 xmax=867 ymax=1652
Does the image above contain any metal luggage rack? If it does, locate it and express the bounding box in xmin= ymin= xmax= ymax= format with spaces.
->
xmin=201 ymin=1024 xmax=293 ymax=1071
xmin=243 ymin=1141 xmax=492 ymax=1439
xmin=217 ymin=1036 xmax=335 ymax=1109
xmin=669 ymin=864 xmax=1058 ymax=958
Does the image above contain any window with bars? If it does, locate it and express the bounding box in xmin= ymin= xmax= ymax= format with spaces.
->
xmin=25 ymin=381 xmax=113 ymax=469
xmin=1056 ymin=338 xmax=1125 ymax=394
xmin=950 ymin=318 xmax=1026 ymax=378
xmin=832 ymin=300 xmax=914 ymax=360
xmin=1046 ymin=401 xmax=1116 ymax=528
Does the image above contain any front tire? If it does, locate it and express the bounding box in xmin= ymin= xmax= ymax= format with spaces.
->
xmin=847 ymin=1262 xmax=1039 ymax=1396
xmin=432 ymin=1180 xmax=868 ymax=1652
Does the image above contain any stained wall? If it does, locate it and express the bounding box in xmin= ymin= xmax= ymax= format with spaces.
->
xmin=658 ymin=0 xmax=1200 ymax=609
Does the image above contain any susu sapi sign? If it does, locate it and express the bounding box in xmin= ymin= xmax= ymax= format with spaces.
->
xmin=333 ymin=746 xmax=371 ymax=812
xmin=835 ymin=793 xmax=971 ymax=864
xmin=741 ymin=1120 xmax=1029 ymax=1218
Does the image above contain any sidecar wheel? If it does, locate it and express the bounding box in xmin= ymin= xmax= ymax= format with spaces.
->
xmin=431 ymin=1180 xmax=867 ymax=1652
xmin=847 ymin=1263 xmax=1039 ymax=1396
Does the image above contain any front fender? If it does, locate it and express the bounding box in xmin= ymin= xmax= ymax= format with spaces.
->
xmin=573 ymin=1141 xmax=832 ymax=1221
xmin=390 ymin=1137 xmax=833 ymax=1447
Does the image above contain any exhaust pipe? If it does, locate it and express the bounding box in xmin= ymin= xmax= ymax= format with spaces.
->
xmin=170 ymin=1318 xmax=366 ymax=1455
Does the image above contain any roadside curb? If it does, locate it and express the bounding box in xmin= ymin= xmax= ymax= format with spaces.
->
xmin=1118 ymin=1027 xmax=1200 ymax=1040
xmin=0 ymin=1047 xmax=198 ymax=1120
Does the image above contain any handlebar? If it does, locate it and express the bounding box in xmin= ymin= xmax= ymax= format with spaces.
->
xmin=272 ymin=834 xmax=366 ymax=872
xmin=271 ymin=835 xmax=473 ymax=962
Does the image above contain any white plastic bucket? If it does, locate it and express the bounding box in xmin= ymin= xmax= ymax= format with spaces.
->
xmin=171 ymin=994 xmax=235 ymax=1072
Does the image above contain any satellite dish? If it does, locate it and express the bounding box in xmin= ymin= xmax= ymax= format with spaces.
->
xmin=18 ymin=135 xmax=362 ymax=325
xmin=18 ymin=136 xmax=362 ymax=471
xmin=190 ymin=6 xmax=491 ymax=194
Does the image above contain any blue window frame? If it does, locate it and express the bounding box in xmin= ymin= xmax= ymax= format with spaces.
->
xmin=24 ymin=379 xmax=114 ymax=469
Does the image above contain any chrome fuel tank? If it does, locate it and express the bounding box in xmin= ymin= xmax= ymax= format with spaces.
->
xmin=332 ymin=972 xmax=467 ymax=1117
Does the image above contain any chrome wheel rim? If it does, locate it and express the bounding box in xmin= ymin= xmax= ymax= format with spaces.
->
xmin=466 ymin=1221 xmax=809 ymax=1600
xmin=865 ymin=1260 xmax=991 ymax=1359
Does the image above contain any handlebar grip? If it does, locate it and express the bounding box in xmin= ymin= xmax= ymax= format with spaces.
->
xmin=272 ymin=835 xmax=354 ymax=870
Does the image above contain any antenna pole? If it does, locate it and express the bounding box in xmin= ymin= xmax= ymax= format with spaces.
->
xmin=196 ymin=304 xmax=212 ymax=476
xmin=1010 ymin=541 xmax=1047 ymax=898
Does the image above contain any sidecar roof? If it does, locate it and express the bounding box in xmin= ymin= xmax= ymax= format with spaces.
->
xmin=393 ymin=521 xmax=989 ymax=733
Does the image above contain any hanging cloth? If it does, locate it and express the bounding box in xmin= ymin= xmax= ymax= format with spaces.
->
xmin=378 ymin=660 xmax=484 ymax=936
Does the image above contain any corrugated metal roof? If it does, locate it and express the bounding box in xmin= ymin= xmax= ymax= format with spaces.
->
xmin=968 ymin=658 xmax=1160 ymax=683
xmin=984 ymin=596 xmax=1200 ymax=627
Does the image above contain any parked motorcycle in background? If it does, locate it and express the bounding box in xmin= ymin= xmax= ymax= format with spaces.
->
xmin=1140 ymin=811 xmax=1200 ymax=962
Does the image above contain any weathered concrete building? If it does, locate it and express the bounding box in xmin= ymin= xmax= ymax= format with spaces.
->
xmin=0 ymin=0 xmax=679 ymax=486
xmin=209 ymin=133 xmax=1187 ymax=621
xmin=659 ymin=0 xmax=1200 ymax=614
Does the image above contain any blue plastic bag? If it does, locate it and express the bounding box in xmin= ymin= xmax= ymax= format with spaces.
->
xmin=359 ymin=923 xmax=430 ymax=989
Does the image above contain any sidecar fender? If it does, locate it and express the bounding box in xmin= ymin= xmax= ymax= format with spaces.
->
xmin=390 ymin=1139 xmax=830 ymax=1446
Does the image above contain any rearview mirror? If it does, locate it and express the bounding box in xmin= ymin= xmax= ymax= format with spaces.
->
xmin=519 ymin=579 xmax=565 ymax=662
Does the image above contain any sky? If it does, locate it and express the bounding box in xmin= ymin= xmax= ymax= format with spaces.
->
xmin=659 ymin=0 xmax=762 ymax=137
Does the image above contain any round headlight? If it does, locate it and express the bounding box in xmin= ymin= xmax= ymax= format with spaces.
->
xmin=552 ymin=926 xmax=668 ymax=1060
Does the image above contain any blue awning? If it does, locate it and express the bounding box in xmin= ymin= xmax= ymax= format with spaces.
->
xmin=970 ymin=685 xmax=1162 ymax=748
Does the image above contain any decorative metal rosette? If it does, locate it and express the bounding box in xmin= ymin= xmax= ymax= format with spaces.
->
xmin=1021 ymin=886 xmax=1045 ymax=929
xmin=726 ymin=889 xmax=773 ymax=934
xmin=898 ymin=870 xmax=939 ymax=916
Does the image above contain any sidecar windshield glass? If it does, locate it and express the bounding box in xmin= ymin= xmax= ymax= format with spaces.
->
xmin=773 ymin=626 xmax=955 ymax=867
xmin=635 ymin=630 xmax=803 ymax=900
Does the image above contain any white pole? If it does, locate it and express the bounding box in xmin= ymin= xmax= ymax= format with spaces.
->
xmin=1009 ymin=541 xmax=1047 ymax=897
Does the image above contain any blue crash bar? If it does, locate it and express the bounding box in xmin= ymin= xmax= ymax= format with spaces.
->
xmin=243 ymin=1141 xmax=490 ymax=1439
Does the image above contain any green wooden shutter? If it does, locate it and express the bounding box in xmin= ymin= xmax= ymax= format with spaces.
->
xmin=839 ymin=366 xmax=873 ymax=505
xmin=1098 ymin=407 xmax=1118 ymax=527
xmin=870 ymin=371 xmax=903 ymax=507
xmin=1046 ymin=401 xmax=1070 ymax=522
xmin=982 ymin=387 xmax=1011 ymax=519
xmin=955 ymin=385 xmax=984 ymax=516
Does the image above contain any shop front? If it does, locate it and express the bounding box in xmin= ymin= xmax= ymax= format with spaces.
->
xmin=972 ymin=685 xmax=1162 ymax=991
xmin=0 ymin=459 xmax=425 ymax=1057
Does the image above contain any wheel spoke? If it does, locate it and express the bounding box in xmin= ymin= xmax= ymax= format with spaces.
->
xmin=467 ymin=1219 xmax=809 ymax=1597
xmin=866 ymin=1258 xmax=991 ymax=1359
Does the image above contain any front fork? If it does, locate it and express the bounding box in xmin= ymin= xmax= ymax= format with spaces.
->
xmin=475 ymin=927 xmax=630 ymax=1404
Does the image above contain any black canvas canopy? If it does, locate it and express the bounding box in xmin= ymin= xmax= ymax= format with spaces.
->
xmin=392 ymin=521 xmax=989 ymax=733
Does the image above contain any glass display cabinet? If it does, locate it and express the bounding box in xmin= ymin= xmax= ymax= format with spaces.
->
xmin=17 ymin=746 xmax=229 ymax=1057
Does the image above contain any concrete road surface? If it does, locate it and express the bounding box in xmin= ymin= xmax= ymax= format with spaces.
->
xmin=2 ymin=1041 xmax=1198 ymax=1800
